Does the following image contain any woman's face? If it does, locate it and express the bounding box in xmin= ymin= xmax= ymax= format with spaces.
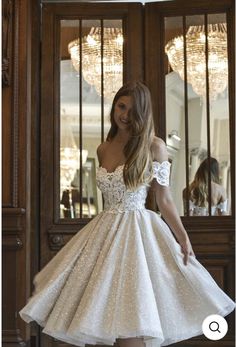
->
xmin=113 ymin=96 xmax=133 ymax=130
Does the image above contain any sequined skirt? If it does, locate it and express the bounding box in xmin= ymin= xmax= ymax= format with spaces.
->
xmin=19 ymin=209 xmax=236 ymax=347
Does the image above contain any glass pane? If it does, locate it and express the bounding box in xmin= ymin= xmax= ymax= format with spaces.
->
xmin=208 ymin=13 xmax=230 ymax=215
xmin=165 ymin=13 xmax=230 ymax=217
xmin=165 ymin=16 xmax=186 ymax=216
xmin=81 ymin=19 xmax=101 ymax=219
xmin=60 ymin=19 xmax=81 ymax=219
xmin=60 ymin=18 xmax=123 ymax=219
xmin=185 ymin=15 xmax=209 ymax=216
xmin=103 ymin=20 xmax=123 ymax=103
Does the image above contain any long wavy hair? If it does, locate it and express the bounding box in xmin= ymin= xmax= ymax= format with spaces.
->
xmin=106 ymin=81 xmax=155 ymax=190
xmin=189 ymin=157 xmax=220 ymax=206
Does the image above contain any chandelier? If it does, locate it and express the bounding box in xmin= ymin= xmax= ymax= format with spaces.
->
xmin=60 ymin=148 xmax=88 ymax=189
xmin=165 ymin=23 xmax=228 ymax=100
xmin=68 ymin=27 xmax=123 ymax=101
xmin=60 ymin=147 xmax=88 ymax=218
xmin=60 ymin=112 xmax=88 ymax=191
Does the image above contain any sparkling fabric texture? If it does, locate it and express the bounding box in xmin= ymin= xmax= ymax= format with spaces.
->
xmin=188 ymin=199 xmax=228 ymax=216
xmin=19 ymin=161 xmax=236 ymax=347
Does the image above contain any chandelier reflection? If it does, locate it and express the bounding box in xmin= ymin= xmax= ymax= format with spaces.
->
xmin=165 ymin=23 xmax=228 ymax=100
xmin=60 ymin=147 xmax=88 ymax=218
xmin=68 ymin=27 xmax=123 ymax=101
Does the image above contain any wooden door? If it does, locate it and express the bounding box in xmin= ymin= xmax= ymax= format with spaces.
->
xmin=40 ymin=3 xmax=143 ymax=347
xmin=145 ymin=1 xmax=235 ymax=346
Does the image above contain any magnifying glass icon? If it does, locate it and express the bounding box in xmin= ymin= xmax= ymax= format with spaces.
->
xmin=202 ymin=314 xmax=228 ymax=340
xmin=209 ymin=321 xmax=221 ymax=333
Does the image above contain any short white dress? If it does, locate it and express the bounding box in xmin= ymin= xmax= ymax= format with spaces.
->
xmin=19 ymin=161 xmax=236 ymax=347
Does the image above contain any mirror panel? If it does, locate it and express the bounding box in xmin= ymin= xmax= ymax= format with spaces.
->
xmin=59 ymin=19 xmax=123 ymax=219
xmin=165 ymin=16 xmax=186 ymax=215
xmin=208 ymin=13 xmax=231 ymax=215
xmin=165 ymin=13 xmax=230 ymax=216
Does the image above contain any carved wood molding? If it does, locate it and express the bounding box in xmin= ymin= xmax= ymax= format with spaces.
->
xmin=2 ymin=208 xmax=25 ymax=249
xmin=12 ymin=0 xmax=20 ymax=207
xmin=2 ymin=0 xmax=13 ymax=87
xmin=2 ymin=235 xmax=23 ymax=250
xmin=47 ymin=228 xmax=79 ymax=250
xmin=47 ymin=220 xmax=90 ymax=249
xmin=182 ymin=217 xmax=235 ymax=231
xmin=2 ymin=0 xmax=20 ymax=207
xmin=2 ymin=329 xmax=26 ymax=347
xmin=47 ymin=218 xmax=90 ymax=241
xmin=49 ymin=233 xmax=66 ymax=250
xmin=2 ymin=207 xmax=26 ymax=232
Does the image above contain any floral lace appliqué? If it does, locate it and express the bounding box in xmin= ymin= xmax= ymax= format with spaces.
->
xmin=96 ymin=165 xmax=147 ymax=213
xmin=152 ymin=161 xmax=171 ymax=186
xmin=96 ymin=161 xmax=171 ymax=213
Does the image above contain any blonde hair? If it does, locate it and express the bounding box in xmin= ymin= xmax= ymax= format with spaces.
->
xmin=106 ymin=81 xmax=155 ymax=190
xmin=189 ymin=157 xmax=220 ymax=206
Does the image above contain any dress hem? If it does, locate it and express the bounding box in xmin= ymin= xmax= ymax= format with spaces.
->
xmin=20 ymin=302 xmax=236 ymax=347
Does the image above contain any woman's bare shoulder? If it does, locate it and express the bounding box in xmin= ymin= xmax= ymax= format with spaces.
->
xmin=150 ymin=136 xmax=168 ymax=161
xmin=97 ymin=141 xmax=109 ymax=151
xmin=212 ymin=182 xmax=227 ymax=201
xmin=97 ymin=141 xmax=109 ymax=163
xmin=151 ymin=135 xmax=165 ymax=145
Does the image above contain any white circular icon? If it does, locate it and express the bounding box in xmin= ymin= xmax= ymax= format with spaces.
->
xmin=202 ymin=314 xmax=228 ymax=340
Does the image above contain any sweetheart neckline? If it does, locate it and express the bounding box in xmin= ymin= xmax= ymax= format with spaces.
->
xmin=97 ymin=160 xmax=171 ymax=175
xmin=98 ymin=164 xmax=124 ymax=174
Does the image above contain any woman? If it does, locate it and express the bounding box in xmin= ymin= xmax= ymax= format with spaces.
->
xmin=183 ymin=157 xmax=228 ymax=216
xmin=19 ymin=82 xmax=235 ymax=347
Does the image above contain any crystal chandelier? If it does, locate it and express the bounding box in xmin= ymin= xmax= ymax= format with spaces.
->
xmin=60 ymin=148 xmax=88 ymax=218
xmin=60 ymin=113 xmax=88 ymax=191
xmin=68 ymin=27 xmax=123 ymax=101
xmin=165 ymin=23 xmax=228 ymax=100
xmin=60 ymin=148 xmax=88 ymax=189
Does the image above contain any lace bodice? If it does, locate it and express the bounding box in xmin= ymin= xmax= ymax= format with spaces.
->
xmin=96 ymin=161 xmax=171 ymax=213
xmin=187 ymin=199 xmax=228 ymax=216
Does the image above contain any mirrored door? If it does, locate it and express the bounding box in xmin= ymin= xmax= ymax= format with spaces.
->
xmin=145 ymin=1 xmax=234 ymax=219
xmin=41 ymin=2 xmax=143 ymax=263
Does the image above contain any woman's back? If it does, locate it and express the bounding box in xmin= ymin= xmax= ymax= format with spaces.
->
xmin=183 ymin=181 xmax=228 ymax=216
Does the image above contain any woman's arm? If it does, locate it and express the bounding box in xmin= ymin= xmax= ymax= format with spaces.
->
xmin=150 ymin=137 xmax=195 ymax=265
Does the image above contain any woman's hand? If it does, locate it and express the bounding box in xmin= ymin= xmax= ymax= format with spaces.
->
xmin=178 ymin=237 xmax=196 ymax=266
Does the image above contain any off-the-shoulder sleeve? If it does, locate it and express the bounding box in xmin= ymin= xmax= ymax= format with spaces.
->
xmin=152 ymin=161 xmax=171 ymax=186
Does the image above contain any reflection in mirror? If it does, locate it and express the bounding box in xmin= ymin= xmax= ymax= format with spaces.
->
xmin=165 ymin=16 xmax=186 ymax=216
xmin=59 ymin=19 xmax=123 ymax=219
xmin=165 ymin=13 xmax=231 ymax=216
